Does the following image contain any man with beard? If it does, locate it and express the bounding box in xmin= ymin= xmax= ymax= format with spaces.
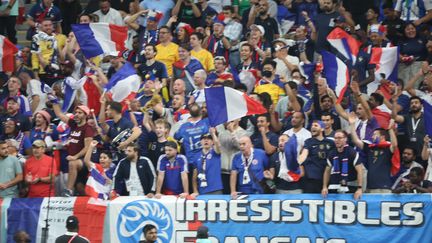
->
xmin=174 ymin=103 xmax=210 ymax=167
xmin=0 ymin=118 xmax=32 ymax=156
xmin=51 ymin=100 xmax=94 ymax=197
xmin=283 ymin=112 xmax=311 ymax=152
xmin=322 ymin=130 xmax=363 ymax=199
xmin=93 ymin=0 xmax=123 ymax=25
xmin=2 ymin=96 xmax=32 ymax=136
xmin=0 ymin=140 xmax=23 ymax=198
xmin=112 ymin=143 xmax=156 ymax=196
xmin=30 ymin=110 xmax=58 ymax=143
xmin=249 ymin=0 xmax=279 ymax=43
xmin=155 ymin=141 xmax=189 ymax=198
xmin=137 ymin=44 xmax=168 ymax=87
xmin=392 ymin=96 xmax=426 ymax=158
xmin=269 ymin=134 xmax=303 ymax=194
xmin=298 ymin=120 xmax=335 ymax=193
xmin=392 ymin=147 xmax=423 ymax=190
xmin=349 ymin=116 xmax=397 ymax=193
xmin=251 ymin=113 xmax=278 ymax=155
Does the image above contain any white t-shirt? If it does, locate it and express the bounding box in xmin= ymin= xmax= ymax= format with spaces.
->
xmin=27 ymin=79 xmax=47 ymax=113
xmin=274 ymin=55 xmax=300 ymax=81
xmin=93 ymin=8 xmax=124 ymax=26
xmin=128 ymin=162 xmax=145 ymax=196
xmin=283 ymin=127 xmax=312 ymax=155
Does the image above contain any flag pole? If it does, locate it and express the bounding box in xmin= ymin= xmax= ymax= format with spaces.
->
xmin=41 ymin=145 xmax=57 ymax=243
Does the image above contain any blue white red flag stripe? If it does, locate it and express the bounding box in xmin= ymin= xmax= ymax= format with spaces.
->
xmin=321 ymin=51 xmax=350 ymax=104
xmin=327 ymin=27 xmax=360 ymax=65
xmin=85 ymin=168 xmax=110 ymax=200
xmin=104 ymin=62 xmax=140 ymax=103
xmin=205 ymin=86 xmax=267 ymax=127
xmin=71 ymin=23 xmax=127 ymax=59
xmin=0 ymin=35 xmax=18 ymax=72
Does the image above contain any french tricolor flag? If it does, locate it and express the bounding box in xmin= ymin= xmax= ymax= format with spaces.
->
xmin=0 ymin=35 xmax=18 ymax=72
xmin=367 ymin=46 xmax=399 ymax=94
xmin=205 ymin=86 xmax=267 ymax=127
xmin=423 ymin=97 xmax=432 ymax=137
xmin=71 ymin=23 xmax=127 ymax=59
xmin=85 ymin=168 xmax=111 ymax=200
xmin=104 ymin=62 xmax=141 ymax=103
xmin=321 ymin=51 xmax=350 ymax=104
xmin=327 ymin=27 xmax=360 ymax=65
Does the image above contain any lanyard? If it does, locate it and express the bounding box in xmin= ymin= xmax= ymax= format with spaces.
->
xmin=411 ymin=116 xmax=422 ymax=134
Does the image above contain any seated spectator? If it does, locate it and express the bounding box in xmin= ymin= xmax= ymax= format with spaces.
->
xmin=393 ymin=167 xmax=432 ymax=193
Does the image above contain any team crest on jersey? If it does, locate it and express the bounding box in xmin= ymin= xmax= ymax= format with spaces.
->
xmin=252 ymin=159 xmax=258 ymax=165
xmin=207 ymin=153 xmax=212 ymax=160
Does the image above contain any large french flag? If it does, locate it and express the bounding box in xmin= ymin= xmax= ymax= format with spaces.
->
xmin=327 ymin=27 xmax=360 ymax=65
xmin=321 ymin=51 xmax=350 ymax=104
xmin=85 ymin=168 xmax=111 ymax=200
xmin=71 ymin=23 xmax=127 ymax=59
xmin=367 ymin=46 xmax=398 ymax=94
xmin=104 ymin=62 xmax=141 ymax=103
xmin=0 ymin=35 xmax=18 ymax=72
xmin=205 ymin=86 xmax=267 ymax=127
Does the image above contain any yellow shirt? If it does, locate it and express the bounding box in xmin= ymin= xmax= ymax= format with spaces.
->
xmin=191 ymin=49 xmax=215 ymax=72
xmin=31 ymin=33 xmax=66 ymax=74
xmin=254 ymin=83 xmax=286 ymax=105
xmin=155 ymin=42 xmax=179 ymax=77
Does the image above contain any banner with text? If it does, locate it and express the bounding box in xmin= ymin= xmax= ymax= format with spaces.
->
xmin=105 ymin=194 xmax=432 ymax=243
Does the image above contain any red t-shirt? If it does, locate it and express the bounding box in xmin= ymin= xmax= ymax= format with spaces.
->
xmin=67 ymin=119 xmax=95 ymax=156
xmin=24 ymin=155 xmax=58 ymax=197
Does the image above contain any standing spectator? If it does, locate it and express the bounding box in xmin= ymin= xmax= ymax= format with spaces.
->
xmin=315 ymin=0 xmax=345 ymax=52
xmin=171 ymin=0 xmax=202 ymax=28
xmin=204 ymin=15 xmax=231 ymax=60
xmin=0 ymin=140 xmax=23 ymax=198
xmin=2 ymin=76 xmax=32 ymax=117
xmin=172 ymin=44 xmax=205 ymax=94
xmin=222 ymin=6 xmax=242 ymax=66
xmin=113 ymin=144 xmax=156 ymax=196
xmin=270 ymin=134 xmax=303 ymax=194
xmin=174 ymin=104 xmax=210 ymax=167
xmin=421 ymin=135 xmax=432 ymax=181
xmin=349 ymin=116 xmax=397 ymax=193
xmin=125 ymin=9 xmax=162 ymax=52
xmin=56 ymin=0 xmax=82 ymax=35
xmin=156 ymin=26 xmax=180 ymax=78
xmin=190 ymin=69 xmax=208 ymax=107
xmin=26 ymin=0 xmax=63 ymax=39
xmin=394 ymin=0 xmax=432 ymax=25
xmin=137 ymin=44 xmax=169 ymax=85
xmin=398 ymin=23 xmax=428 ymax=84
xmin=0 ymin=118 xmax=32 ymax=156
xmin=30 ymin=19 xmax=64 ymax=85
xmin=392 ymin=147 xmax=423 ymax=189
xmin=382 ymin=3 xmax=405 ymax=45
xmin=0 ymin=0 xmax=18 ymax=43
xmin=251 ymin=113 xmax=278 ymax=155
xmin=254 ymin=59 xmax=285 ymax=104
xmin=273 ymin=38 xmax=299 ymax=81
xmin=55 ymin=216 xmax=89 ymax=243
xmin=230 ymin=136 xmax=270 ymax=197
xmin=250 ymin=0 xmax=279 ymax=43
xmin=155 ymin=141 xmax=189 ymax=197
xmin=191 ymin=129 xmax=223 ymax=196
xmin=298 ymin=120 xmax=335 ymax=193
xmin=322 ymin=130 xmax=363 ymax=199
xmin=24 ymin=140 xmax=57 ymax=197
xmin=93 ymin=0 xmax=123 ymax=26
xmin=206 ymin=56 xmax=234 ymax=86
xmin=191 ymin=32 xmax=216 ymax=73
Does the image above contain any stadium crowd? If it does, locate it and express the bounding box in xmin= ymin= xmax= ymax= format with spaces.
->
xmin=0 ymin=0 xmax=432 ymax=200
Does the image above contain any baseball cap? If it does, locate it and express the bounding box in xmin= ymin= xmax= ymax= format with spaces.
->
xmin=66 ymin=216 xmax=79 ymax=229
xmin=165 ymin=141 xmax=178 ymax=150
xmin=75 ymin=105 xmax=91 ymax=116
xmin=250 ymin=24 xmax=265 ymax=35
xmin=32 ymin=140 xmax=46 ymax=148
xmin=200 ymin=133 xmax=213 ymax=140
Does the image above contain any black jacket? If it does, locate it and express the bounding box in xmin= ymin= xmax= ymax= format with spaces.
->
xmin=113 ymin=156 xmax=156 ymax=196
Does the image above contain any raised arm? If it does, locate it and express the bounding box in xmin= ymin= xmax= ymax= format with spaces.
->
xmin=348 ymin=112 xmax=364 ymax=150
xmin=84 ymin=140 xmax=98 ymax=170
